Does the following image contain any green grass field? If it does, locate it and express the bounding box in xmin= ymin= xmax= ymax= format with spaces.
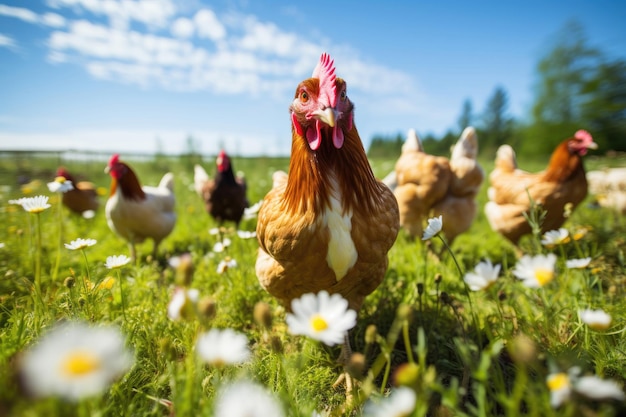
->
xmin=0 ymin=152 xmax=624 ymax=416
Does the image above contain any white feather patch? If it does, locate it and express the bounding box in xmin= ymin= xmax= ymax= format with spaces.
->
xmin=324 ymin=175 xmax=357 ymax=281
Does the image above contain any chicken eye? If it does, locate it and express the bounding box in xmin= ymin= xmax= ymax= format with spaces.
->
xmin=340 ymin=90 xmax=347 ymax=101
xmin=300 ymin=91 xmax=309 ymax=103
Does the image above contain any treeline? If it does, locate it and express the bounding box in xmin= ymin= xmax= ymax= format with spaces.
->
xmin=368 ymin=21 xmax=626 ymax=159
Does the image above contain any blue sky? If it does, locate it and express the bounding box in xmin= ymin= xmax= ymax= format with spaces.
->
xmin=1 ymin=0 xmax=624 ymax=156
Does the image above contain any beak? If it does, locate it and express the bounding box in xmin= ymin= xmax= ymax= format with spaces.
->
xmin=312 ymin=107 xmax=336 ymax=128
xmin=104 ymin=166 xmax=110 ymax=174
xmin=587 ymin=141 xmax=598 ymax=150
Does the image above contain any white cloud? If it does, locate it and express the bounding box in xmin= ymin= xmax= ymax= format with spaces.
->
xmin=194 ymin=9 xmax=225 ymax=41
xmin=171 ymin=17 xmax=194 ymax=39
xmin=42 ymin=12 xmax=66 ymax=28
xmin=0 ymin=34 xmax=17 ymax=49
xmin=0 ymin=4 xmax=39 ymax=23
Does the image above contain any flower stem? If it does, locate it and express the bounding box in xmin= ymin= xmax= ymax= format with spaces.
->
xmin=52 ymin=194 xmax=64 ymax=282
xmin=117 ymin=270 xmax=127 ymax=322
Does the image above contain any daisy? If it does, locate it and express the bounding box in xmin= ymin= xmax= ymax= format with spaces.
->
xmin=18 ymin=195 xmax=51 ymax=213
xmin=217 ymin=257 xmax=237 ymax=274
xmin=512 ymin=253 xmax=557 ymax=288
xmin=196 ymin=328 xmax=250 ymax=366
xmin=47 ymin=177 xmax=74 ymax=193
xmin=422 ymin=215 xmax=443 ymax=240
xmin=575 ymin=376 xmax=625 ymax=401
xmin=237 ymin=230 xmax=256 ymax=239
xmin=167 ymin=287 xmax=200 ymax=321
xmin=363 ymin=387 xmax=417 ymax=417
xmin=566 ymin=257 xmax=591 ymax=269
xmin=105 ymin=255 xmax=131 ymax=269
xmin=547 ymin=372 xmax=572 ymax=408
xmin=213 ymin=238 xmax=231 ymax=253
xmin=82 ymin=210 xmax=96 ymax=219
xmin=213 ymin=380 xmax=285 ymax=417
xmin=64 ymin=238 xmax=97 ymax=250
xmin=541 ymin=228 xmax=570 ymax=247
xmin=19 ymin=321 xmax=133 ymax=401
xmin=463 ymin=259 xmax=501 ymax=291
xmin=579 ymin=309 xmax=612 ymax=330
xmin=286 ymin=291 xmax=357 ymax=346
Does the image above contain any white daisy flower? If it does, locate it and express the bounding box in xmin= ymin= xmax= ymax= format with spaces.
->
xmin=47 ymin=177 xmax=74 ymax=193
xmin=575 ymin=376 xmax=625 ymax=401
xmin=18 ymin=195 xmax=51 ymax=213
xmin=82 ymin=210 xmax=96 ymax=219
xmin=213 ymin=238 xmax=231 ymax=253
xmin=167 ymin=287 xmax=200 ymax=321
xmin=237 ymin=230 xmax=256 ymax=239
xmin=286 ymin=291 xmax=357 ymax=346
xmin=579 ymin=309 xmax=612 ymax=330
xmin=547 ymin=372 xmax=572 ymax=408
xmin=213 ymin=380 xmax=285 ymax=417
xmin=9 ymin=197 xmax=27 ymax=206
xmin=209 ymin=227 xmax=220 ymax=235
xmin=566 ymin=257 xmax=591 ymax=269
xmin=541 ymin=228 xmax=570 ymax=247
xmin=19 ymin=322 xmax=133 ymax=401
xmin=242 ymin=200 xmax=263 ymax=220
xmin=217 ymin=257 xmax=237 ymax=274
xmin=196 ymin=328 xmax=250 ymax=366
xmin=105 ymin=255 xmax=131 ymax=269
xmin=512 ymin=253 xmax=557 ymax=288
xmin=363 ymin=387 xmax=417 ymax=417
xmin=422 ymin=215 xmax=443 ymax=240
xmin=463 ymin=259 xmax=501 ymax=291
xmin=64 ymin=238 xmax=97 ymax=250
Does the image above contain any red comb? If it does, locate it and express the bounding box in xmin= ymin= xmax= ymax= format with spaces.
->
xmin=312 ymin=53 xmax=337 ymax=108
xmin=108 ymin=154 xmax=120 ymax=167
xmin=575 ymin=130 xmax=592 ymax=143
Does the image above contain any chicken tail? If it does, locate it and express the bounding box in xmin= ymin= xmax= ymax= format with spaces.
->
xmin=194 ymin=164 xmax=209 ymax=196
xmin=159 ymin=172 xmax=175 ymax=191
xmin=402 ymin=128 xmax=423 ymax=153
xmin=494 ymin=144 xmax=517 ymax=173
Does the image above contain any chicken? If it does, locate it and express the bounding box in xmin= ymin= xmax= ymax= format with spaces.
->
xmin=431 ymin=127 xmax=484 ymax=244
xmin=55 ymin=167 xmax=100 ymax=217
xmin=256 ymin=52 xmax=399 ymax=313
xmin=105 ymin=154 xmax=176 ymax=261
xmin=587 ymin=167 xmax=626 ymax=214
xmin=391 ymin=128 xmax=483 ymax=244
xmin=484 ymin=130 xmax=597 ymax=244
xmin=194 ymin=150 xmax=248 ymax=227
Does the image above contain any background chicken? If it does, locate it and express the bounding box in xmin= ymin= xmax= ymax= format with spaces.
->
xmin=55 ymin=167 xmax=100 ymax=217
xmin=105 ymin=154 xmax=176 ymax=261
xmin=256 ymin=53 xmax=399 ymax=315
xmin=587 ymin=167 xmax=626 ymax=214
xmin=389 ymin=127 xmax=483 ymax=244
xmin=484 ymin=130 xmax=597 ymax=244
xmin=194 ymin=150 xmax=248 ymax=228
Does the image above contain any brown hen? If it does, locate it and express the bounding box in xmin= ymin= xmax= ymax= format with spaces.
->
xmin=55 ymin=167 xmax=100 ymax=217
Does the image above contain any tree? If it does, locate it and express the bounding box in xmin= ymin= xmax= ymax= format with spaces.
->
xmin=481 ymin=86 xmax=513 ymax=153
xmin=457 ymin=99 xmax=474 ymax=133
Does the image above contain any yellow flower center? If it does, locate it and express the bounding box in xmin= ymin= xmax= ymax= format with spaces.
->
xmin=535 ymin=268 xmax=554 ymax=286
xmin=310 ymin=314 xmax=328 ymax=332
xmin=55 ymin=176 xmax=67 ymax=183
xmin=547 ymin=373 xmax=570 ymax=391
xmin=28 ymin=207 xmax=45 ymax=214
xmin=62 ymin=351 xmax=101 ymax=376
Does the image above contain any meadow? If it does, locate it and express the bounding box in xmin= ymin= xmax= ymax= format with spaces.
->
xmin=0 ymin=151 xmax=625 ymax=416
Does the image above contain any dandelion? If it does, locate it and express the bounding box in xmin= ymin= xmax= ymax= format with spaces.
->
xmin=512 ymin=253 xmax=557 ymax=288
xmin=422 ymin=215 xmax=442 ymax=240
xmin=217 ymin=257 xmax=237 ymax=274
xmin=237 ymin=230 xmax=256 ymax=239
xmin=167 ymin=287 xmax=200 ymax=321
xmin=97 ymin=276 xmax=116 ymax=290
xmin=541 ymin=228 xmax=570 ymax=247
xmin=19 ymin=322 xmax=134 ymax=401
xmin=196 ymin=328 xmax=250 ymax=366
xmin=47 ymin=177 xmax=74 ymax=193
xmin=463 ymin=259 xmax=501 ymax=291
xmin=363 ymin=387 xmax=417 ymax=417
xmin=547 ymin=372 xmax=572 ymax=408
xmin=17 ymin=195 xmax=51 ymax=213
xmin=286 ymin=291 xmax=357 ymax=346
xmin=105 ymin=255 xmax=131 ymax=269
xmin=64 ymin=238 xmax=97 ymax=250
xmin=566 ymin=257 xmax=591 ymax=269
xmin=579 ymin=309 xmax=612 ymax=330
xmin=213 ymin=380 xmax=285 ymax=417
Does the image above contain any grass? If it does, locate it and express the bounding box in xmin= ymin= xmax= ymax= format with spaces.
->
xmin=0 ymin=153 xmax=625 ymax=416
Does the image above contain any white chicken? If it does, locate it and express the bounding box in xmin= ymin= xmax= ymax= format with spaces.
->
xmin=105 ymin=154 xmax=176 ymax=261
